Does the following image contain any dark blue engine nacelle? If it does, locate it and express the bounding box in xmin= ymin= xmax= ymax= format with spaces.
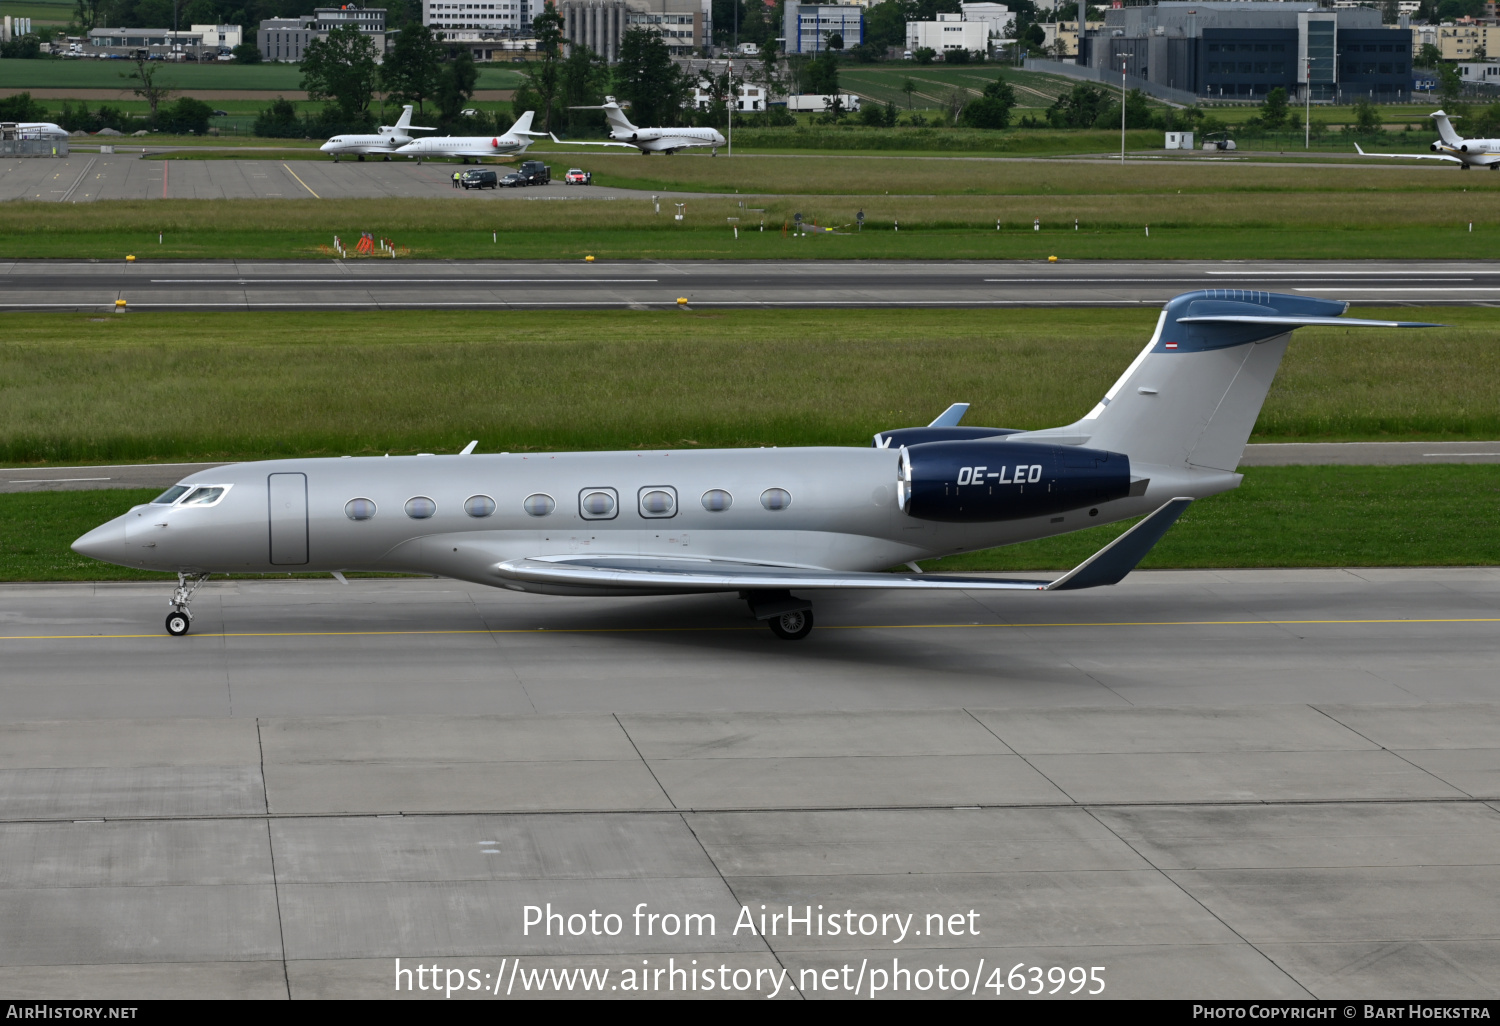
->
xmin=898 ymin=440 xmax=1131 ymax=523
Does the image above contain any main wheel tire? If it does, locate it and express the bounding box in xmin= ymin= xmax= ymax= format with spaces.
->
xmin=165 ymin=611 xmax=190 ymax=637
xmin=768 ymin=609 xmax=813 ymax=640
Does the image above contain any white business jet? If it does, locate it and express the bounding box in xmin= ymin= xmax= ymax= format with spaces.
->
xmin=72 ymin=291 xmax=1435 ymax=641
xmin=394 ymin=111 xmax=548 ymax=163
xmin=556 ymin=96 xmax=725 ymax=155
xmin=320 ymin=105 xmax=435 ymax=162
xmin=1354 ymin=109 xmax=1500 ymax=169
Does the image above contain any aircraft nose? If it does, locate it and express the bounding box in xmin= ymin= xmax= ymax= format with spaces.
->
xmin=71 ymin=519 xmax=128 ymax=562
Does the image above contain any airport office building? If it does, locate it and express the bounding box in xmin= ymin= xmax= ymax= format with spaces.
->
xmin=1083 ymin=2 xmax=1413 ymax=101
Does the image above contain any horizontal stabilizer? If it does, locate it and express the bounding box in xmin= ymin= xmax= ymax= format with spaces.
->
xmin=1176 ymin=314 xmax=1442 ymax=329
xmin=1046 ymin=497 xmax=1193 ymax=591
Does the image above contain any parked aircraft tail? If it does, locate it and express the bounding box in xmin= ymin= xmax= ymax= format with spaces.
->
xmin=1016 ymin=291 xmax=1436 ymax=472
xmin=1431 ymin=109 xmax=1464 ymax=147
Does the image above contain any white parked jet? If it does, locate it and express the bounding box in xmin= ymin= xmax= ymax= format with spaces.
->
xmin=320 ymin=105 xmax=435 ymax=162
xmin=557 ymin=96 xmax=726 ymax=155
xmin=1354 ymin=109 xmax=1500 ymax=169
xmin=72 ymin=291 xmax=1434 ymax=640
xmin=1 ymin=121 xmax=68 ymax=140
xmin=393 ymin=111 xmax=548 ymax=163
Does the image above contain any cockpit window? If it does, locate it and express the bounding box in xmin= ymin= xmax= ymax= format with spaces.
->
xmin=180 ymin=486 xmax=227 ymax=506
xmin=151 ymin=485 xmax=190 ymax=505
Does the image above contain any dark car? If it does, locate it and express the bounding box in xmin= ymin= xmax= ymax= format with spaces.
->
xmin=461 ymin=168 xmax=498 ymax=190
xmin=498 ymin=172 xmax=526 ymax=188
xmin=515 ymin=160 xmax=550 ymax=185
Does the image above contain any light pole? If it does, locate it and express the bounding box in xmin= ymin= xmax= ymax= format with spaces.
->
xmin=725 ymin=57 xmax=733 ymax=156
xmin=1304 ymin=55 xmax=1311 ymax=149
xmin=1120 ymin=52 xmax=1128 ymax=164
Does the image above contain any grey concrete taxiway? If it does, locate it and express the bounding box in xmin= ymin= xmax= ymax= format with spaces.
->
xmin=4 ymin=258 xmax=1500 ymax=312
xmin=2 ymin=571 xmax=1499 ymax=999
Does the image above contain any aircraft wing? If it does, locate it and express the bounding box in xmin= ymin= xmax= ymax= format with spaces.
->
xmin=497 ymin=497 xmax=1193 ymax=593
xmin=1353 ymin=143 xmax=1462 ymax=163
xmin=549 ymin=133 xmax=636 ymax=148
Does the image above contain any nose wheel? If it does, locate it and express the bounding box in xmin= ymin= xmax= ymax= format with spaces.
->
xmin=165 ymin=571 xmax=210 ymax=637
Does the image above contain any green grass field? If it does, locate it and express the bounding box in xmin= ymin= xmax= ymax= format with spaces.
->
xmin=0 ymin=0 xmax=72 ymax=23
xmin=1 ymin=307 xmax=1496 ymax=467
xmin=6 ymin=464 xmax=1497 ymax=581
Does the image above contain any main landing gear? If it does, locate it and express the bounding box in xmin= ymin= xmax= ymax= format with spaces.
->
xmin=744 ymin=590 xmax=815 ymax=640
xmin=165 ymin=571 xmax=210 ymax=636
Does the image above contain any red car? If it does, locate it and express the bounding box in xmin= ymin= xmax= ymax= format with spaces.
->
xmin=564 ymin=168 xmax=592 ymax=185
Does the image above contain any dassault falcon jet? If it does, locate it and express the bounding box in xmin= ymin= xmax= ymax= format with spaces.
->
xmin=393 ymin=111 xmax=548 ymax=163
xmin=555 ymin=96 xmax=726 ymax=155
xmin=72 ymin=291 xmax=1433 ymax=640
xmin=1354 ymin=109 xmax=1500 ymax=169
xmin=320 ymin=105 xmax=435 ymax=161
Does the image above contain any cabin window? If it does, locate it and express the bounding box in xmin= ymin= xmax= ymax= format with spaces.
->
xmin=405 ymin=496 xmax=437 ymax=519
xmin=638 ymin=487 xmax=677 ymax=518
xmin=465 ymin=494 xmax=496 ymax=518
xmin=523 ymin=493 xmax=556 ymax=517
xmin=579 ymin=488 xmax=618 ymax=520
xmin=701 ymin=488 xmax=732 ymax=512
xmin=346 ymin=497 xmax=377 ymax=520
xmin=760 ymin=487 xmax=792 ymax=511
xmin=180 ymin=486 xmax=227 ymax=506
xmin=151 ymin=485 xmax=190 ymax=505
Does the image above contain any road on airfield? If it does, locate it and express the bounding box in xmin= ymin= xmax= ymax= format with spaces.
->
xmin=3 ymin=258 xmax=1500 ymax=311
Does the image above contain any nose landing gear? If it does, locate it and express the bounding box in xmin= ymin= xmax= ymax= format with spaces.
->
xmin=165 ymin=571 xmax=210 ymax=636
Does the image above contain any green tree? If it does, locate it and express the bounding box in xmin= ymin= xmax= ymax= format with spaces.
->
xmin=806 ymin=50 xmax=839 ymax=93
xmin=614 ymin=27 xmax=688 ymax=126
xmin=913 ymin=46 xmax=936 ymax=64
xmin=254 ymin=96 xmax=303 ymax=138
xmin=757 ymin=38 xmax=781 ymax=99
xmin=435 ymin=47 xmax=479 ymax=127
xmin=1439 ymin=61 xmax=1462 ymax=106
xmin=381 ymin=22 xmax=443 ymax=114
xmin=826 ymin=31 xmax=843 ymax=50
xmin=561 ymin=43 xmax=610 ymax=133
xmin=1353 ymin=98 xmax=1382 ymax=133
xmin=0 ymin=92 xmax=49 ymax=121
xmin=959 ymin=73 xmax=1016 ymax=129
xmin=0 ymin=33 xmax=42 ymax=58
xmin=858 ymin=98 xmax=886 ymax=126
xmin=1415 ymin=43 xmax=1442 ymax=69
xmin=301 ymin=23 xmax=380 ymax=118
xmin=231 ymin=42 xmax=262 ymax=64
xmin=123 ymin=55 xmax=172 ymax=119
xmin=884 ymin=100 xmax=898 ymax=127
xmin=71 ymin=0 xmax=104 ymax=31
xmin=157 ymin=96 xmax=213 ymax=134
xmin=863 ymin=0 xmax=906 ymax=51
xmin=1046 ymin=81 xmax=1109 ymax=128
xmin=530 ymin=1 xmax=565 ymax=132
xmin=902 ymin=77 xmax=916 ymax=108
xmin=1261 ymin=85 xmax=1288 ymax=129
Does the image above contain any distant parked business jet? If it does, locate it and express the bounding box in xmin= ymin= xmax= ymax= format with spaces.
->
xmin=320 ymin=105 xmax=435 ymax=162
xmin=1354 ymin=109 xmax=1500 ymax=169
xmin=72 ymin=291 xmax=1434 ymax=640
xmin=557 ymin=96 xmax=726 ymax=155
xmin=393 ymin=111 xmax=548 ymax=163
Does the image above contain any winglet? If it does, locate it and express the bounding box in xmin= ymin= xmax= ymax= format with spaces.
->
xmin=1045 ymin=497 xmax=1193 ymax=591
xmin=459 ymin=440 xmax=479 ymax=455
xmin=927 ymin=403 xmax=970 ymax=427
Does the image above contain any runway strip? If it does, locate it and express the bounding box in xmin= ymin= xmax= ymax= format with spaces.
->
xmin=0 ymin=572 xmax=1497 ymax=998
xmin=4 ymin=258 xmax=1500 ymax=311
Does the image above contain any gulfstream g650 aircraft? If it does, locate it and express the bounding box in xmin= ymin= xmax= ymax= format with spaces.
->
xmin=73 ymin=291 xmax=1431 ymax=639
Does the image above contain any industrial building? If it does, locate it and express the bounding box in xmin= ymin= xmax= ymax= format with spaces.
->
xmin=782 ymin=2 xmax=864 ymax=54
xmin=257 ymin=7 xmax=388 ymax=62
xmin=1084 ymin=2 xmax=1413 ymax=102
xmin=558 ymin=0 xmax=708 ymax=61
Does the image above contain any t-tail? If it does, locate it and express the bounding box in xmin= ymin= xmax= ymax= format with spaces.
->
xmin=1015 ymin=290 xmax=1437 ymax=473
xmin=1431 ymin=109 xmax=1464 ymax=148
xmin=600 ymin=96 xmax=638 ymax=134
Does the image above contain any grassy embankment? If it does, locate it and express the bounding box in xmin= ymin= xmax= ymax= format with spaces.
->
xmin=0 ymin=61 xmax=525 ymax=91
xmin=3 ymin=158 xmax=1496 ymax=259
xmin=11 ymin=463 xmax=1498 ymax=581
xmin=2 ymin=306 xmax=1495 ymax=579
xmin=3 ymin=307 xmax=1496 ymax=465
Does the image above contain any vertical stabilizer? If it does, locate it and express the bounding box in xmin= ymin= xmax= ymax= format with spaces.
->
xmin=601 ymin=96 xmax=638 ymax=134
xmin=506 ymin=111 xmax=536 ymax=138
xmin=1432 ymin=109 xmax=1464 ymax=147
xmin=394 ymin=105 xmax=413 ymax=131
xmin=1013 ymin=291 xmax=1434 ymax=472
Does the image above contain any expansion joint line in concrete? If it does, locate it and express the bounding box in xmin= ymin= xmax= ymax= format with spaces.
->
xmin=4 ymin=795 xmax=1498 ymax=827
xmin=257 ymin=719 xmax=292 ymax=998
xmin=613 ymin=712 xmax=676 ymax=811
xmin=1311 ymin=706 xmax=1484 ymax=801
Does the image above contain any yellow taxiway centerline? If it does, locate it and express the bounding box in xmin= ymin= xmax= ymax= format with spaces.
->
xmin=3 ymin=617 xmax=1499 ymax=641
